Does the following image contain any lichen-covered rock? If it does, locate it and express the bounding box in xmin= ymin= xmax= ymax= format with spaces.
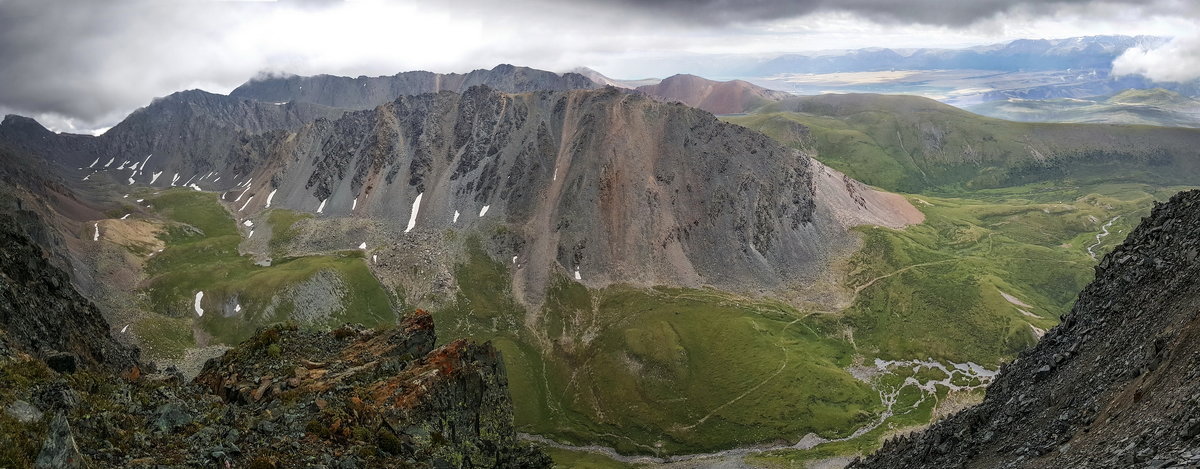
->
xmin=851 ymin=189 xmax=1200 ymax=468
xmin=35 ymin=412 xmax=83 ymax=469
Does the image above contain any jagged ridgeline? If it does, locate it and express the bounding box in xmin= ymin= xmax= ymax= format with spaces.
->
xmin=851 ymin=189 xmax=1200 ymax=468
xmin=230 ymin=64 xmax=600 ymax=110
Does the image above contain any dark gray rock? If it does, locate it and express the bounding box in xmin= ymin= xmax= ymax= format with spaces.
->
xmin=45 ymin=351 xmax=77 ymax=374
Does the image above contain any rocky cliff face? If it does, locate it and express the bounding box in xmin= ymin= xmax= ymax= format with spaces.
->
xmin=231 ymin=64 xmax=600 ymax=110
xmin=0 ymin=220 xmax=548 ymax=467
xmin=226 ymin=85 xmax=919 ymax=305
xmin=0 ymin=213 xmax=138 ymax=371
xmin=851 ymin=189 xmax=1200 ymax=468
xmin=635 ymin=74 xmax=791 ymax=115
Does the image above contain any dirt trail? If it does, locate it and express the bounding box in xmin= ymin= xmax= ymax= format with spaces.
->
xmin=854 ymin=259 xmax=956 ymax=293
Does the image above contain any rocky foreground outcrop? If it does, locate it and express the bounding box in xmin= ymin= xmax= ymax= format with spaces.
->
xmin=851 ymin=190 xmax=1200 ymax=468
xmin=0 ymin=217 xmax=549 ymax=468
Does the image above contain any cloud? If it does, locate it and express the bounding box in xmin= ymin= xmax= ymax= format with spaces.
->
xmin=526 ymin=0 xmax=1184 ymax=27
xmin=0 ymin=0 xmax=1196 ymax=133
xmin=1112 ymin=33 xmax=1200 ymax=82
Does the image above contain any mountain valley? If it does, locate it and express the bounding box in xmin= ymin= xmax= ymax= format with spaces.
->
xmin=2 ymin=50 xmax=1200 ymax=469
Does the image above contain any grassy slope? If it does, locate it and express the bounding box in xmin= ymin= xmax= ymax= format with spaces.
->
xmin=727 ymin=95 xmax=1200 ymax=194
xmin=436 ymin=239 xmax=880 ymax=455
xmin=135 ymin=190 xmax=393 ymax=358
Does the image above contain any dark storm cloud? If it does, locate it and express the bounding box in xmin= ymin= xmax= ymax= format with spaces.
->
xmin=0 ymin=0 xmax=253 ymax=127
xmin=0 ymin=0 xmax=1194 ymax=132
xmin=549 ymin=0 xmax=1166 ymax=26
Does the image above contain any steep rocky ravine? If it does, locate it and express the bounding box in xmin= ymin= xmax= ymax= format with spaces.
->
xmin=851 ymin=189 xmax=1200 ymax=468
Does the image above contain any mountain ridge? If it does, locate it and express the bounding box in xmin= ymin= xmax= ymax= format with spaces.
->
xmin=636 ymin=73 xmax=791 ymax=114
xmin=230 ymin=64 xmax=601 ymax=110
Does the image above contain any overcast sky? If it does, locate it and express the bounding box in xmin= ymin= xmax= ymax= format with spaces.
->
xmin=1 ymin=0 xmax=1198 ymax=133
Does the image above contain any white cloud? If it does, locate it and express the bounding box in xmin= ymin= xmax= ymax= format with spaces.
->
xmin=1112 ymin=33 xmax=1200 ymax=82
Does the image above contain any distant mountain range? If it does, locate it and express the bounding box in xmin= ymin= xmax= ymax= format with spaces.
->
xmin=727 ymin=93 xmax=1200 ymax=192
xmin=968 ymin=88 xmax=1200 ymax=127
xmin=754 ymin=36 xmax=1167 ymax=76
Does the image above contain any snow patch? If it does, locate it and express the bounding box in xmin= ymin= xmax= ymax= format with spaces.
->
xmin=238 ymin=196 xmax=254 ymax=212
xmin=104 ymin=157 xmax=115 ymax=168
xmin=479 ymin=205 xmax=490 ymax=217
xmin=316 ymin=198 xmax=327 ymax=214
xmin=352 ymin=198 xmax=358 ymax=210
xmin=405 ymin=193 xmax=423 ymax=232
xmin=194 ymin=292 xmax=205 ymax=317
xmin=120 ymin=214 xmax=130 ymax=220
xmin=88 ymin=157 xmax=99 ymax=168
xmin=999 ymin=290 xmax=1033 ymax=308
xmin=574 ymin=267 xmax=581 ymax=280
xmin=171 ymin=173 xmax=180 ymax=186
xmin=358 ymin=242 xmax=367 ymax=250
xmin=93 ymin=223 xmax=100 ymax=241
xmin=265 ymin=189 xmax=277 ymax=208
xmin=453 ymin=210 xmax=460 ymax=223
xmin=188 ymin=183 xmax=202 ymax=191
xmin=235 ymin=304 xmax=242 ymax=313
xmin=150 ymin=171 xmax=163 ymax=184
xmin=247 ymin=230 xmax=254 ymax=239
xmin=120 ymin=325 xmax=129 ymax=333
xmin=372 ymin=254 xmax=377 ymax=264
xmin=243 ymin=220 xmax=253 ymax=227
xmin=512 ymin=256 xmax=518 ymax=264
xmin=128 ymin=177 xmax=135 ymax=185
